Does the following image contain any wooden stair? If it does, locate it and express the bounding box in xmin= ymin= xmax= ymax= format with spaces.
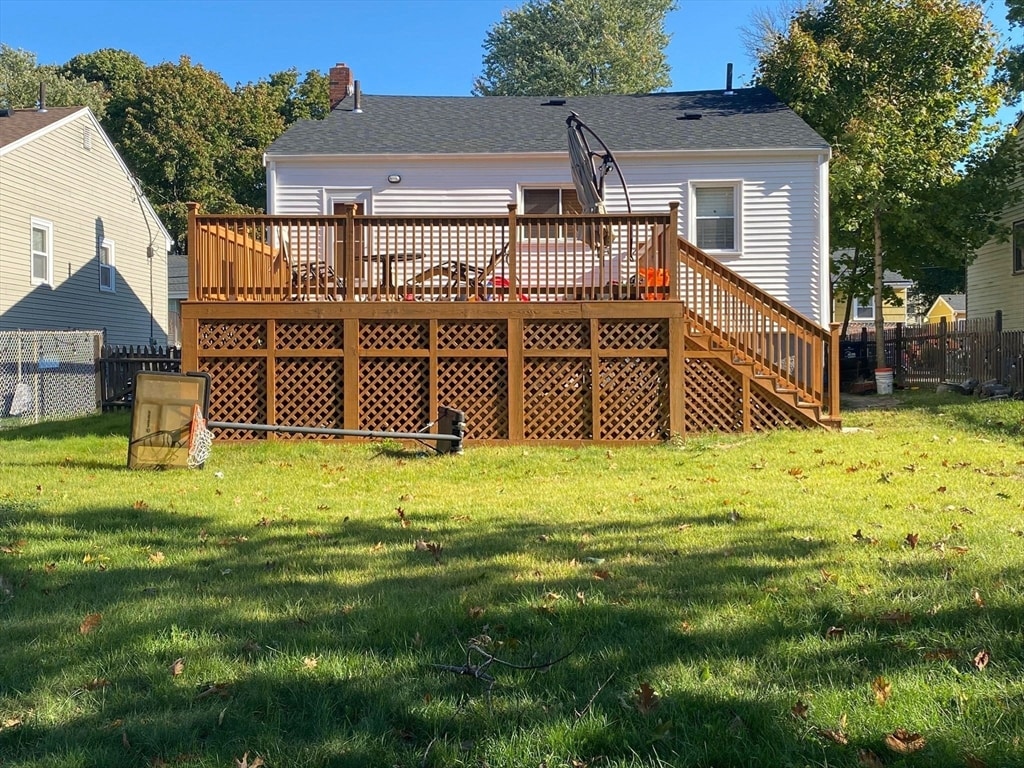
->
xmin=675 ymin=235 xmax=841 ymax=431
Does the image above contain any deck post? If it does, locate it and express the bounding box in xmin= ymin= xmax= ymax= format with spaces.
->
xmin=187 ymin=202 xmax=199 ymax=302
xmin=668 ymin=202 xmax=680 ymax=300
xmin=506 ymin=203 xmax=518 ymax=301
xmin=829 ymin=322 xmax=841 ymax=418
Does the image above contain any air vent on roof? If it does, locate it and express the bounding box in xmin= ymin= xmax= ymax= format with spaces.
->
xmin=677 ymin=112 xmax=702 ymax=120
xmin=542 ymin=99 xmax=567 ymax=106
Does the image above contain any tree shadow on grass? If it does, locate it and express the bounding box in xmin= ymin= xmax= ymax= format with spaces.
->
xmin=1 ymin=504 xmax=1021 ymax=767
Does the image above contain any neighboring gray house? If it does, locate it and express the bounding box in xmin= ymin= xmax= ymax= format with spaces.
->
xmin=264 ymin=64 xmax=833 ymax=324
xmin=167 ymin=252 xmax=188 ymax=346
xmin=967 ymin=113 xmax=1023 ymax=331
xmin=0 ymin=106 xmax=173 ymax=344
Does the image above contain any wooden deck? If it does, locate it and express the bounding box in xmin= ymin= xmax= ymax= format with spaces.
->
xmin=181 ymin=204 xmax=840 ymax=442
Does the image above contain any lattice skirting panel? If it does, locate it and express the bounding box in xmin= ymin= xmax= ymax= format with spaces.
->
xmin=184 ymin=307 xmax=820 ymax=442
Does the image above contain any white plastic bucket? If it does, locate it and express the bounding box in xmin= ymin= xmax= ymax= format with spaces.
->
xmin=875 ymin=368 xmax=894 ymax=395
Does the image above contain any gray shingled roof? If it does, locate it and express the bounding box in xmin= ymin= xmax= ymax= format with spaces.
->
xmin=266 ymin=87 xmax=829 ymax=157
xmin=938 ymin=294 xmax=966 ymax=312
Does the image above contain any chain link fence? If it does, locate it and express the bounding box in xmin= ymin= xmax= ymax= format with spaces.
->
xmin=0 ymin=330 xmax=104 ymax=428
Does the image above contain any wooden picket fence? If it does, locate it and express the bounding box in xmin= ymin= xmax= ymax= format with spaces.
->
xmin=98 ymin=344 xmax=181 ymax=410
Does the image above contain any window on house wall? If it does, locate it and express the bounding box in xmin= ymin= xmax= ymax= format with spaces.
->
xmin=852 ymin=297 xmax=875 ymax=321
xmin=99 ymin=239 xmax=115 ymax=292
xmin=30 ymin=218 xmax=53 ymax=286
xmin=1013 ymin=219 xmax=1023 ymax=275
xmin=522 ymin=188 xmax=582 ymax=237
xmin=693 ymin=184 xmax=739 ymax=252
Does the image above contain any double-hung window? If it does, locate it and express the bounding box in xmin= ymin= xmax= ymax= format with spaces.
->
xmin=522 ymin=188 xmax=582 ymax=238
xmin=852 ymin=297 xmax=875 ymax=321
xmin=30 ymin=218 xmax=53 ymax=286
xmin=99 ymin=239 xmax=116 ymax=292
xmin=692 ymin=183 xmax=740 ymax=253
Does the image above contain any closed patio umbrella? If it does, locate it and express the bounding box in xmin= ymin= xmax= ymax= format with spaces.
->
xmin=565 ymin=112 xmax=631 ymax=214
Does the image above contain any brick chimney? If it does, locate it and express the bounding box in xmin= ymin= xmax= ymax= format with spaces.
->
xmin=329 ymin=63 xmax=353 ymax=110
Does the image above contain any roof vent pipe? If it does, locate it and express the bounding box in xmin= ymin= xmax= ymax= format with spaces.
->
xmin=37 ymin=82 xmax=47 ymax=112
xmin=353 ymin=81 xmax=362 ymax=113
xmin=724 ymin=63 xmax=735 ymax=96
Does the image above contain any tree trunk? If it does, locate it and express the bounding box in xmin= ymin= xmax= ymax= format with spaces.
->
xmin=873 ymin=209 xmax=885 ymax=370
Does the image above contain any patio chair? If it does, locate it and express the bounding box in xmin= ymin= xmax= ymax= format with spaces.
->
xmin=275 ymin=229 xmax=339 ymax=299
xmin=400 ymin=242 xmax=509 ymax=300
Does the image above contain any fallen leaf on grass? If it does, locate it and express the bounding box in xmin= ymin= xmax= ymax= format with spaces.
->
xmin=79 ymin=612 xmax=102 ymax=634
xmin=924 ymin=648 xmax=958 ymax=661
xmin=878 ymin=610 xmax=912 ymax=626
xmin=234 ymin=753 xmax=264 ymax=768
xmin=468 ymin=605 xmax=485 ymax=618
xmin=815 ymin=727 xmax=848 ymax=745
xmin=973 ymin=649 xmax=990 ymax=670
xmin=149 ymin=551 xmax=165 ymax=564
xmin=905 ymin=532 xmax=919 ymax=549
xmin=791 ymin=699 xmax=809 ymax=720
xmin=972 ymin=588 xmax=985 ymax=607
xmin=871 ymin=675 xmax=891 ymax=706
xmin=169 ymin=658 xmax=185 ymax=677
xmin=1 ymin=716 xmax=24 ymax=732
xmin=884 ymin=728 xmax=926 ymax=754
xmin=85 ymin=677 xmax=110 ymax=690
xmin=396 ymin=507 xmax=409 ymax=528
xmin=633 ymin=682 xmax=661 ymax=714
xmin=857 ymin=748 xmax=885 ymax=767
xmin=302 ymin=656 xmax=318 ymax=669
xmin=825 ymin=626 xmax=845 ymax=640
xmin=133 ymin=500 xmax=148 ymax=510
xmin=196 ymin=682 xmax=231 ymax=700
xmin=414 ymin=539 xmax=443 ymax=562
xmin=592 ymin=569 xmax=612 ymax=580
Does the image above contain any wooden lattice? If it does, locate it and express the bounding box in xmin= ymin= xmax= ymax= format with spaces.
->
xmin=198 ymin=322 xmax=265 ymax=350
xmin=437 ymin=359 xmax=509 ymax=439
xmin=359 ymin=358 xmax=430 ymax=432
xmin=524 ymin=321 xmax=589 ymax=350
xmin=599 ymin=358 xmax=669 ymax=439
xmin=360 ymin=321 xmax=429 ymax=350
xmin=683 ymin=357 xmax=743 ymax=433
xmin=277 ymin=321 xmax=343 ymax=350
xmin=438 ymin=321 xmax=507 ymax=350
xmin=599 ymin=321 xmax=668 ymax=350
xmin=203 ymin=357 xmax=267 ymax=439
xmin=275 ymin=358 xmax=343 ymax=438
xmin=524 ymin=359 xmax=592 ymax=440
xmin=749 ymin=389 xmax=811 ymax=431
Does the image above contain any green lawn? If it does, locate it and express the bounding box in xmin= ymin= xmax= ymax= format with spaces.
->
xmin=1 ymin=392 xmax=1022 ymax=768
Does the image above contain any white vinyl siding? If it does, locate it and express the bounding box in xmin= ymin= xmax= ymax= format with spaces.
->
xmin=30 ymin=218 xmax=53 ymax=286
xmin=967 ymin=126 xmax=1024 ymax=330
xmin=99 ymin=239 xmax=115 ymax=292
xmin=0 ymin=111 xmax=169 ymax=343
xmin=267 ymin=151 xmax=828 ymax=323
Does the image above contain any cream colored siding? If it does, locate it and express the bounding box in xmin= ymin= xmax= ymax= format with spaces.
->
xmin=0 ymin=112 xmax=169 ymax=344
xmin=967 ymin=127 xmax=1024 ymax=330
xmin=270 ymin=151 xmax=828 ymax=322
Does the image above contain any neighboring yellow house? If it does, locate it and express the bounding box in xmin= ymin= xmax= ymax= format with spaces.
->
xmin=924 ymin=294 xmax=966 ymax=325
xmin=967 ymin=115 xmax=1023 ymax=331
xmin=833 ymin=269 xmax=917 ymax=328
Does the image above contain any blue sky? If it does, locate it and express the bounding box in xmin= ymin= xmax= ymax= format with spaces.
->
xmin=0 ymin=0 xmax=1019 ymax=126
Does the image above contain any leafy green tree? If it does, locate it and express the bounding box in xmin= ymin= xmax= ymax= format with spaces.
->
xmin=62 ymin=48 xmax=147 ymax=140
xmin=997 ymin=0 xmax=1023 ymax=99
xmin=752 ymin=0 xmax=1012 ymax=362
xmin=0 ymin=44 xmax=104 ymax=114
xmin=267 ymin=68 xmax=331 ymax=123
xmin=474 ymin=0 xmax=675 ymax=96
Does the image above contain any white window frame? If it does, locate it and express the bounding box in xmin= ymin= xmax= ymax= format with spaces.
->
xmin=99 ymin=238 xmax=115 ymax=293
xmin=1013 ymin=219 xmax=1023 ymax=275
xmin=30 ymin=217 xmax=54 ymax=287
xmin=689 ymin=181 xmax=742 ymax=255
xmin=852 ymin=296 xmax=875 ymax=321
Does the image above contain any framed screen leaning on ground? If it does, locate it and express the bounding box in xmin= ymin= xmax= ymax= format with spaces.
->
xmin=127 ymin=371 xmax=212 ymax=469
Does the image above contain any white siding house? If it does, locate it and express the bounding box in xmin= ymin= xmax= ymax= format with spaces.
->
xmin=0 ymin=106 xmax=173 ymax=344
xmin=265 ymin=69 xmax=832 ymax=324
xmin=966 ymin=116 xmax=1024 ymax=331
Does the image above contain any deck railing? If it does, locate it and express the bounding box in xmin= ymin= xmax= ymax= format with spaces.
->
xmin=187 ymin=203 xmax=678 ymax=303
xmin=675 ymin=236 xmax=839 ymax=414
xmin=186 ymin=202 xmax=838 ymax=416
